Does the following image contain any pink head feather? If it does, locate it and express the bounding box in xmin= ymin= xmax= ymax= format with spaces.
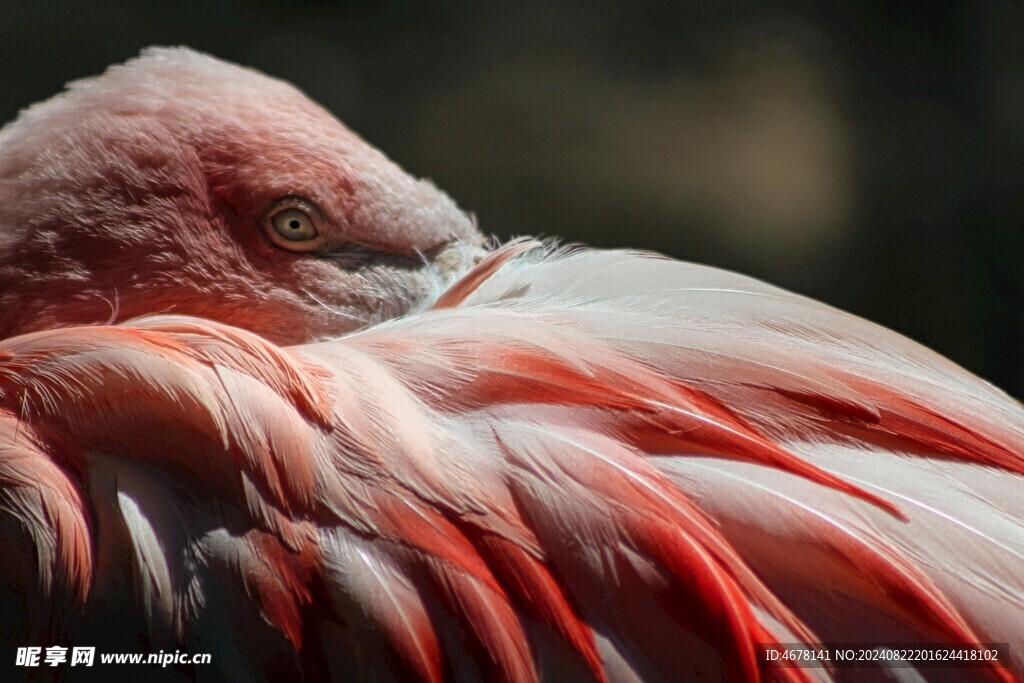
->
xmin=0 ymin=47 xmax=483 ymax=343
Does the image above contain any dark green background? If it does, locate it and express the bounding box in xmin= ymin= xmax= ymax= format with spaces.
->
xmin=2 ymin=0 xmax=1020 ymax=396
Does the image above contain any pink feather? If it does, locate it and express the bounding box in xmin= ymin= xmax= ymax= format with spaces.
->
xmin=0 ymin=48 xmax=1020 ymax=682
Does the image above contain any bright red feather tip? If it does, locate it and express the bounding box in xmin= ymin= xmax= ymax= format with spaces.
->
xmin=0 ymin=47 xmax=1021 ymax=682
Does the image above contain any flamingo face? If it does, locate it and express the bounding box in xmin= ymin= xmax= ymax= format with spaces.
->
xmin=0 ymin=48 xmax=483 ymax=344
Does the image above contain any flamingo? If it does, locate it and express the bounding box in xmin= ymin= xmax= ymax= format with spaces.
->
xmin=0 ymin=47 xmax=1020 ymax=682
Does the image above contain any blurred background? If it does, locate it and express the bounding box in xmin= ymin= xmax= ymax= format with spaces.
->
xmin=1 ymin=0 xmax=1020 ymax=396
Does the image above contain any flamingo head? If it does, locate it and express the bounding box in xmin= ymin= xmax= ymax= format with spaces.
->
xmin=0 ymin=47 xmax=483 ymax=343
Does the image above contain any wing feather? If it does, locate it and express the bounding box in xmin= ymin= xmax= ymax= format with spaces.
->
xmin=0 ymin=247 xmax=1020 ymax=681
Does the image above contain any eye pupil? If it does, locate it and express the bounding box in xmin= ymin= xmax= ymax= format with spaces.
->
xmin=288 ymin=220 xmax=301 ymax=230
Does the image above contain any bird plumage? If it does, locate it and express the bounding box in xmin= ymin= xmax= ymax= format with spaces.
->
xmin=0 ymin=47 xmax=480 ymax=344
xmin=0 ymin=48 xmax=1020 ymax=682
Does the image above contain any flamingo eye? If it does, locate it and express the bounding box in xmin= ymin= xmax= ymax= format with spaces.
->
xmin=263 ymin=199 xmax=324 ymax=252
xmin=270 ymin=208 xmax=318 ymax=242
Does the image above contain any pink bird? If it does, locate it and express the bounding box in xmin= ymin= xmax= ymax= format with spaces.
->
xmin=0 ymin=48 xmax=1021 ymax=682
